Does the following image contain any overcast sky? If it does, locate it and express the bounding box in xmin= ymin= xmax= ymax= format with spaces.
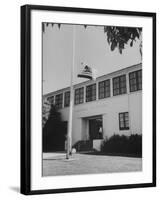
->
xmin=43 ymin=24 xmax=142 ymax=94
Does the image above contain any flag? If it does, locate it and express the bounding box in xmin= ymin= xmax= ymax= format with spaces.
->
xmin=77 ymin=63 xmax=97 ymax=80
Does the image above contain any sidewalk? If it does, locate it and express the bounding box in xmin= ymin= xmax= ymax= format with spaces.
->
xmin=43 ymin=152 xmax=67 ymax=160
xmin=42 ymin=152 xmax=142 ymax=176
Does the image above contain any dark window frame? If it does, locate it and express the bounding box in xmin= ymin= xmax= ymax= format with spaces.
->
xmin=113 ymin=75 xmax=127 ymax=96
xmin=74 ymin=87 xmax=84 ymax=105
xmin=86 ymin=83 xmax=96 ymax=102
xmin=64 ymin=91 xmax=70 ymax=107
xmin=98 ymin=79 xmax=110 ymax=99
xmin=129 ymin=70 xmax=142 ymax=92
xmin=119 ymin=112 xmax=129 ymax=130
xmin=55 ymin=93 xmax=63 ymax=109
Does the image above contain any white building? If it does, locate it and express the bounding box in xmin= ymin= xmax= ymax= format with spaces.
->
xmin=43 ymin=63 xmax=142 ymax=151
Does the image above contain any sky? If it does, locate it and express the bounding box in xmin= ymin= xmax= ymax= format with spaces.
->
xmin=43 ymin=23 xmax=142 ymax=95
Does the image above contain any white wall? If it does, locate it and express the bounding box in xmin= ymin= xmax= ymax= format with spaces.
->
xmin=60 ymin=66 xmax=142 ymax=144
xmin=62 ymin=92 xmax=142 ymax=144
xmin=129 ymin=91 xmax=142 ymax=134
xmin=0 ymin=1 xmax=159 ymax=200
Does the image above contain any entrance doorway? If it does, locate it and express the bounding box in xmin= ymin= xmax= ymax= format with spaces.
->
xmin=89 ymin=116 xmax=103 ymax=140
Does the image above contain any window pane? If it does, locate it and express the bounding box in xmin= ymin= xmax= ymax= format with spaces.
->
xmin=121 ymin=87 xmax=126 ymax=94
xmin=120 ymin=121 xmax=124 ymax=128
xmin=55 ymin=93 xmax=63 ymax=109
xmin=86 ymin=84 xmax=96 ymax=102
xmin=129 ymin=70 xmax=142 ymax=92
xmin=113 ymin=75 xmax=126 ymax=96
xmin=119 ymin=112 xmax=129 ymax=130
xmin=138 ymin=83 xmax=142 ymax=90
xmin=64 ymin=91 xmax=70 ymax=107
xmin=99 ymin=79 xmax=110 ymax=99
xmin=75 ymin=87 xmax=84 ymax=105
xmin=125 ymin=121 xmax=129 ymax=128
xmin=130 ymin=72 xmax=136 ymax=79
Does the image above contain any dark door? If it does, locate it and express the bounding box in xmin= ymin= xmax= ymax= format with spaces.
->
xmin=89 ymin=117 xmax=103 ymax=140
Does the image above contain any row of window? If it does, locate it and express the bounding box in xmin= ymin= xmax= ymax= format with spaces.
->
xmin=47 ymin=70 xmax=142 ymax=109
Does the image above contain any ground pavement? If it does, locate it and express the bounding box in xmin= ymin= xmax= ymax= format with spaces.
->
xmin=42 ymin=152 xmax=142 ymax=176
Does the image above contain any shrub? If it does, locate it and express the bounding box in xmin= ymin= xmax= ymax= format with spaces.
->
xmin=43 ymin=104 xmax=66 ymax=152
xmin=101 ymin=134 xmax=142 ymax=157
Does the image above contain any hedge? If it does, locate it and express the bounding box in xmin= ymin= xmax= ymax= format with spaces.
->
xmin=101 ymin=134 xmax=142 ymax=157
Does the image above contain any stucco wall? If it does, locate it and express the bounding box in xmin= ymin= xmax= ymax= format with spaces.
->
xmin=60 ymin=91 xmax=142 ymax=145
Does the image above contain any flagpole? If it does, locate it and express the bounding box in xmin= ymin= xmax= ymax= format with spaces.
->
xmin=66 ymin=25 xmax=76 ymax=159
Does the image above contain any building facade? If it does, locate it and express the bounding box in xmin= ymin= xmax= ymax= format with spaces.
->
xmin=43 ymin=63 xmax=142 ymax=151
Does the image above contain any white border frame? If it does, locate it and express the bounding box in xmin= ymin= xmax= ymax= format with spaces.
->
xmin=30 ymin=9 xmax=153 ymax=191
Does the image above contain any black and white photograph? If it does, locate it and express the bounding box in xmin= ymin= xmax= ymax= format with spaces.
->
xmin=20 ymin=5 xmax=156 ymax=194
xmin=42 ymin=23 xmax=143 ymax=176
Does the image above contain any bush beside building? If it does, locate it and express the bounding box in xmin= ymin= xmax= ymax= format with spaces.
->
xmin=101 ymin=134 xmax=142 ymax=157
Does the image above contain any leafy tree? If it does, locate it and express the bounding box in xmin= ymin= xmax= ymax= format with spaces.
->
xmin=104 ymin=26 xmax=142 ymax=55
xmin=42 ymin=101 xmax=50 ymax=127
xmin=43 ymin=104 xmax=66 ymax=152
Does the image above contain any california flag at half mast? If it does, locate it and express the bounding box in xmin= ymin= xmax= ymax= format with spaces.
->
xmin=77 ymin=62 xmax=97 ymax=80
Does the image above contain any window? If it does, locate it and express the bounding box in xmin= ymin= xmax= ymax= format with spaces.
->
xmin=86 ymin=84 xmax=96 ymax=102
xmin=99 ymin=79 xmax=110 ymax=99
xmin=47 ymin=96 xmax=54 ymax=105
xmin=113 ymin=75 xmax=126 ymax=96
xmin=64 ymin=91 xmax=70 ymax=107
xmin=129 ymin=70 xmax=142 ymax=92
xmin=75 ymin=87 xmax=84 ymax=105
xmin=55 ymin=93 xmax=63 ymax=109
xmin=119 ymin=112 xmax=129 ymax=130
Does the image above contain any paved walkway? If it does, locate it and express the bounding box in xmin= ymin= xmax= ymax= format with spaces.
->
xmin=42 ymin=152 xmax=142 ymax=176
